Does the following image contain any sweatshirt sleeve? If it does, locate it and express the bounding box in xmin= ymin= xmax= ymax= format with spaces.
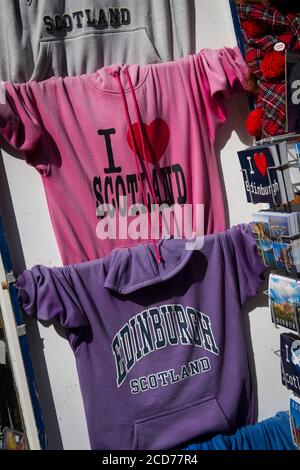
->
xmin=16 ymin=265 xmax=89 ymax=331
xmin=218 ymin=224 xmax=266 ymax=307
xmin=189 ymin=47 xmax=248 ymax=141
xmin=0 ymin=82 xmax=50 ymax=175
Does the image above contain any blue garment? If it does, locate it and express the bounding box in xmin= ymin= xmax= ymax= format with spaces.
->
xmin=183 ymin=412 xmax=297 ymax=450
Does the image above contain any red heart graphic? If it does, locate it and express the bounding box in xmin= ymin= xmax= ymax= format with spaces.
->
xmin=254 ymin=152 xmax=268 ymax=177
xmin=127 ymin=118 xmax=170 ymax=165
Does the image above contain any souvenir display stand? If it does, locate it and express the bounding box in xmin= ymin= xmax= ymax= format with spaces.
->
xmin=0 ymin=0 xmax=299 ymax=452
xmin=0 ymin=217 xmax=45 ymax=449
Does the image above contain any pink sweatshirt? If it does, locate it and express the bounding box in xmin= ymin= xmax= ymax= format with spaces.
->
xmin=0 ymin=48 xmax=248 ymax=265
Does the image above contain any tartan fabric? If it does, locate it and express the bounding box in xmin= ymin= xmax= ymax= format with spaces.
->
xmin=257 ymin=81 xmax=286 ymax=136
xmin=238 ymin=4 xmax=300 ymax=50
xmin=245 ymin=33 xmax=296 ymax=76
xmin=237 ymin=3 xmax=300 ymax=136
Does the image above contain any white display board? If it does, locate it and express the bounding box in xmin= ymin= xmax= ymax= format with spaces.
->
xmin=0 ymin=0 xmax=290 ymax=449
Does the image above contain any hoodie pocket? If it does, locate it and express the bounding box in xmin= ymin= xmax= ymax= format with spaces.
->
xmin=33 ymin=28 xmax=162 ymax=80
xmin=133 ymin=398 xmax=231 ymax=450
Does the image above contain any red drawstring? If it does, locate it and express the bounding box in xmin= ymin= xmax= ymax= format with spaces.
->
xmin=113 ymin=71 xmax=162 ymax=263
xmin=125 ymin=69 xmax=163 ymax=247
xmin=124 ymin=70 xmax=162 ymax=209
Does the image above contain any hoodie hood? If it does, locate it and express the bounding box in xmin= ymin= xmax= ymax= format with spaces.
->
xmin=103 ymin=238 xmax=194 ymax=295
xmin=90 ymin=64 xmax=149 ymax=93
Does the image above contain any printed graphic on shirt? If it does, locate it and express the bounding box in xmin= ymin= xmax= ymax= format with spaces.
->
xmin=43 ymin=8 xmax=131 ymax=35
xmin=129 ymin=357 xmax=211 ymax=395
xmin=127 ymin=119 xmax=170 ymax=165
xmin=93 ymin=125 xmax=187 ymax=218
xmin=111 ymin=304 xmax=220 ymax=391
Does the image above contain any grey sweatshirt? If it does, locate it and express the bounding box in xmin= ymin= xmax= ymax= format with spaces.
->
xmin=0 ymin=0 xmax=195 ymax=82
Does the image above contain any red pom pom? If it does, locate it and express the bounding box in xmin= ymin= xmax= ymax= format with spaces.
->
xmin=260 ymin=52 xmax=285 ymax=80
xmin=242 ymin=20 xmax=269 ymax=38
xmin=245 ymin=108 xmax=264 ymax=137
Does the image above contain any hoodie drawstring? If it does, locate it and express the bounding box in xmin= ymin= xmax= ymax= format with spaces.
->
xmin=124 ymin=70 xmax=162 ymax=208
xmin=113 ymin=70 xmax=162 ymax=263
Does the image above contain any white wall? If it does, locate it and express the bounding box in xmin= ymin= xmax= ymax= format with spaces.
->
xmin=0 ymin=0 xmax=290 ymax=450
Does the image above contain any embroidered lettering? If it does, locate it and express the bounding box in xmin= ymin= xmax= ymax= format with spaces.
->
xmin=112 ymin=305 xmax=219 ymax=387
xmin=43 ymin=8 xmax=132 ymax=35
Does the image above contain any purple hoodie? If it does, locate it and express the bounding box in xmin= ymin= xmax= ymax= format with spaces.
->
xmin=16 ymin=225 xmax=265 ymax=450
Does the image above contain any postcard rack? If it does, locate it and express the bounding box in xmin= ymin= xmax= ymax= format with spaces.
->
xmin=241 ymin=160 xmax=297 ymax=206
xmin=255 ymin=133 xmax=300 ymax=146
xmin=240 ymin=168 xmax=277 ymax=205
xmin=246 ymin=139 xmax=300 ymax=428
xmin=254 ymin=231 xmax=300 ymax=243
xmin=262 ymin=275 xmax=300 ymax=405
xmin=261 ymin=273 xmax=300 ymax=448
xmin=263 ymin=288 xmax=300 ymax=336
xmin=252 ymin=228 xmax=300 ymax=277
xmin=238 ymin=132 xmax=300 ymax=208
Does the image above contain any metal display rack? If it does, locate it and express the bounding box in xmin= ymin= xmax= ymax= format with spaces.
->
xmin=231 ymin=0 xmax=300 ymax=446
